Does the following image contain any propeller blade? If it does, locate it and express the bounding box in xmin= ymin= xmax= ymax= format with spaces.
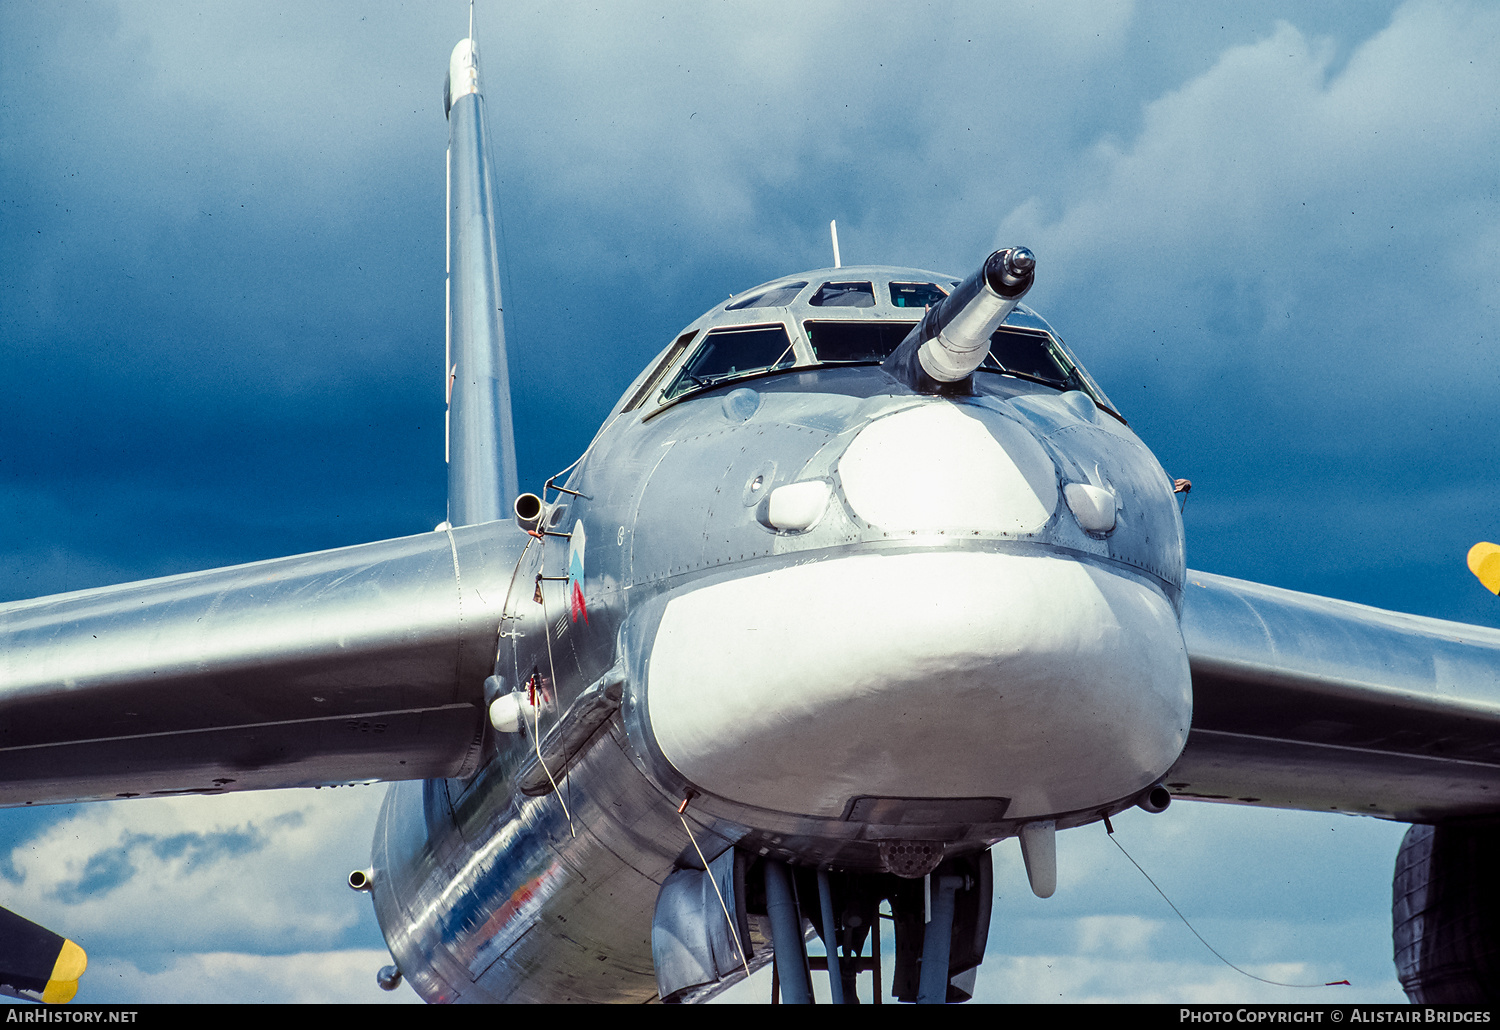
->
xmin=0 ymin=907 xmax=87 ymax=1004
xmin=1468 ymin=542 xmax=1500 ymax=595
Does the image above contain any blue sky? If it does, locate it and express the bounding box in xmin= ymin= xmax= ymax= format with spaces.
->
xmin=1 ymin=0 xmax=1497 ymax=1004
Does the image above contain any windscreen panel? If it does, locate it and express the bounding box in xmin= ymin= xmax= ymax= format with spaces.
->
xmin=804 ymin=320 xmax=918 ymax=363
xmin=888 ymin=282 xmax=948 ymax=309
xmin=662 ymin=324 xmax=796 ymax=400
xmin=981 ymin=327 xmax=1080 ymax=389
xmin=809 ymin=281 xmax=875 ymax=308
xmin=726 ymin=282 xmax=807 ymax=311
xmin=623 ymin=331 xmax=698 ymax=411
xmin=1049 ymin=334 xmax=1122 ymax=417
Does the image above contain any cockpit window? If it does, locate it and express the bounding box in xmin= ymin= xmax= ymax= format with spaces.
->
xmin=726 ymin=282 xmax=807 ymax=311
xmin=662 ymin=324 xmax=796 ymax=400
xmin=809 ymin=281 xmax=875 ymax=308
xmin=980 ymin=327 xmax=1083 ymax=390
xmin=804 ymin=320 xmax=916 ymax=363
xmin=1050 ymin=334 xmax=1120 ymax=415
xmin=622 ymin=330 xmax=697 ymax=411
xmin=888 ymin=282 xmax=947 ymax=309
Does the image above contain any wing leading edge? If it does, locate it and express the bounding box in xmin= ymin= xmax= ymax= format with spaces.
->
xmin=0 ymin=522 xmax=524 ymax=808
xmin=1171 ymin=570 xmax=1500 ymax=821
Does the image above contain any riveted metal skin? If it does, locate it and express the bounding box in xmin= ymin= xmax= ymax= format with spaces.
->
xmin=365 ymin=257 xmax=1201 ymax=1001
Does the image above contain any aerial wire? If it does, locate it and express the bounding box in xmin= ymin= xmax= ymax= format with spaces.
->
xmin=1105 ymin=822 xmax=1349 ymax=989
xmin=502 ymin=534 xmax=576 ymax=836
xmin=532 ymin=575 xmax=576 ymax=836
xmin=675 ymin=796 xmax=753 ymax=982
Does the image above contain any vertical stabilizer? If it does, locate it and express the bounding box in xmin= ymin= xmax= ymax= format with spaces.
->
xmin=444 ymin=35 xmax=520 ymax=526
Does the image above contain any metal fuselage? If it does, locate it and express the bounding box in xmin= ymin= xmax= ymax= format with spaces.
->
xmin=369 ymin=265 xmax=1192 ymax=1002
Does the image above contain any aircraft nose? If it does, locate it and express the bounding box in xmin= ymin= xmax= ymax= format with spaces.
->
xmin=639 ymin=549 xmax=1192 ymax=823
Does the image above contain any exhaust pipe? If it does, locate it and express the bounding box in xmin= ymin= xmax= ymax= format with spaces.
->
xmin=883 ymin=247 xmax=1035 ymax=392
xmin=514 ymin=492 xmax=544 ymax=534
xmin=1136 ymin=784 xmax=1172 ymax=814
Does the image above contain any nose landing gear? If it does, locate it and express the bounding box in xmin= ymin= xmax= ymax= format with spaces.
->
xmin=762 ymin=850 xmax=993 ymax=1004
xmin=651 ymin=846 xmax=996 ymax=1003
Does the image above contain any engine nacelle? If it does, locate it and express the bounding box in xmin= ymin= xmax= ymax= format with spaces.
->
xmin=1392 ymin=823 xmax=1500 ymax=1003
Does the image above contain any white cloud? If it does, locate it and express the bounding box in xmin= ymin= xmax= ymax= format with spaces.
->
xmin=4 ymin=787 xmax=387 ymax=957
xmin=1075 ymin=914 xmax=1162 ymax=954
xmin=82 ymin=950 xmax=419 ymax=1004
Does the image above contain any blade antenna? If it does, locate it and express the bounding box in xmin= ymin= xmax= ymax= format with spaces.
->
xmin=830 ymin=219 xmax=842 ymax=268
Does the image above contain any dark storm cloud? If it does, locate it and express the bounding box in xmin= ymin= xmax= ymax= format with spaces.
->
xmin=1 ymin=3 xmax=456 ymax=592
xmin=999 ymin=3 xmax=1500 ymax=623
xmin=8 ymin=1 xmax=1453 ymax=611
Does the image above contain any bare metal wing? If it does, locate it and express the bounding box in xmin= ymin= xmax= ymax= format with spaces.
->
xmin=0 ymin=523 xmax=522 ymax=807
xmin=1171 ymin=569 xmax=1500 ymax=821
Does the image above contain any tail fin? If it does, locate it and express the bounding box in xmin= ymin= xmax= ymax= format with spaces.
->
xmin=444 ymin=33 xmax=520 ymax=526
